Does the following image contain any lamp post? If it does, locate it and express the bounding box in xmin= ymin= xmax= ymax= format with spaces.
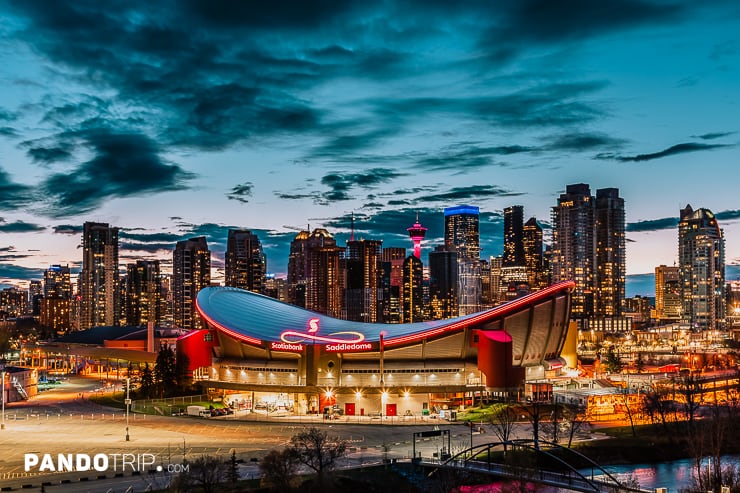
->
xmin=1 ymin=367 xmax=5 ymax=431
xmin=125 ymin=377 xmax=131 ymax=441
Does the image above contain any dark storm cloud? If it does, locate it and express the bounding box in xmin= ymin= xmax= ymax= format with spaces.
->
xmin=40 ymin=130 xmax=194 ymax=216
xmin=0 ymin=220 xmax=46 ymax=233
xmin=627 ymin=217 xmax=679 ymax=232
xmin=627 ymin=209 xmax=740 ymax=233
xmin=53 ymin=224 xmax=83 ymax=235
xmin=26 ymin=145 xmax=74 ymax=164
xmin=0 ymin=169 xmax=33 ymax=210
xmin=414 ymin=143 xmax=534 ymax=172
xmin=479 ymin=0 xmax=684 ymax=59
xmin=694 ymin=131 xmax=735 ymax=140
xmin=0 ymin=109 xmax=17 ymax=122
xmin=716 ymin=210 xmax=740 ymax=222
xmin=600 ymin=142 xmax=729 ymax=162
xmin=0 ymin=127 xmax=17 ymax=137
xmin=319 ymin=168 xmax=407 ymax=202
xmin=0 ymin=264 xmax=45 ymax=280
xmin=226 ymin=182 xmax=253 ymax=203
xmin=415 ymin=185 xmax=524 ymax=204
xmin=545 ymin=132 xmax=626 ymax=152
xmin=378 ymin=81 xmax=608 ymax=132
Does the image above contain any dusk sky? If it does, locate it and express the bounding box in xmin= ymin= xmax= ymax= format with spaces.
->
xmin=0 ymin=0 xmax=738 ymax=295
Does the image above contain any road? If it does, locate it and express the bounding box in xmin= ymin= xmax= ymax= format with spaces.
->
xmin=0 ymin=377 xmax=496 ymax=492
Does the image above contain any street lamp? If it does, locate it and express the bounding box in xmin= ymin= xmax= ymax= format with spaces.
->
xmin=1 ymin=367 xmax=5 ymax=431
xmin=125 ymin=377 xmax=131 ymax=441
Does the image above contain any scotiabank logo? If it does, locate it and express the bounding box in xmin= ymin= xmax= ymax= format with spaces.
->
xmin=280 ymin=318 xmax=366 ymax=347
xmin=270 ymin=341 xmax=304 ymax=352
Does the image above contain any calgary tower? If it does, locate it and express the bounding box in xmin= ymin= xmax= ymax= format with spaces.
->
xmin=406 ymin=213 xmax=427 ymax=259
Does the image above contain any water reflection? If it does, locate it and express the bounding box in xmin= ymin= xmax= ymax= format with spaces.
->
xmin=586 ymin=456 xmax=740 ymax=491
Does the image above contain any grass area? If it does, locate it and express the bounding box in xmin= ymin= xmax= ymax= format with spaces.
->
xmin=88 ymin=392 xmax=126 ymax=409
xmin=456 ymin=402 xmax=506 ymax=423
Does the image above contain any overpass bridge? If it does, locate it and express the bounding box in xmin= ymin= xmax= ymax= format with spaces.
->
xmin=423 ymin=439 xmax=651 ymax=493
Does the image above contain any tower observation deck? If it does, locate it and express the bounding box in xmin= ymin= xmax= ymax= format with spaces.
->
xmin=407 ymin=214 xmax=427 ymax=259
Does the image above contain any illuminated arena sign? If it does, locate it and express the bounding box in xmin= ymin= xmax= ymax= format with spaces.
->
xmin=270 ymin=341 xmax=304 ymax=352
xmin=279 ymin=318 xmax=368 ymax=350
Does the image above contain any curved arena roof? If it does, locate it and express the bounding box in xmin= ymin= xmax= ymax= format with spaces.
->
xmin=195 ymin=281 xmax=575 ymax=349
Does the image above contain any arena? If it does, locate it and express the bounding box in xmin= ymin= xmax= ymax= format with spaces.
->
xmin=186 ymin=281 xmax=576 ymax=417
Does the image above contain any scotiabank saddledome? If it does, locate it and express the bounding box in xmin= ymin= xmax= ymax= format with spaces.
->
xmin=184 ymin=281 xmax=575 ymax=416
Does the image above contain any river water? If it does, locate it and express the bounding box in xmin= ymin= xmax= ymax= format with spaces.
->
xmin=588 ymin=456 xmax=740 ymax=492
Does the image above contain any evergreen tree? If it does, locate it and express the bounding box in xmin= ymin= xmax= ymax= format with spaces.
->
xmin=154 ymin=346 xmax=177 ymax=397
xmin=605 ymin=346 xmax=623 ymax=374
xmin=139 ymin=363 xmax=154 ymax=399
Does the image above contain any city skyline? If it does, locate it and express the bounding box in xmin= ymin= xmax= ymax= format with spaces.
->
xmin=0 ymin=1 xmax=738 ymax=294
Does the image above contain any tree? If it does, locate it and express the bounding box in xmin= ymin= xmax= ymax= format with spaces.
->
xmin=489 ymin=406 xmax=517 ymax=454
xmin=139 ymin=363 xmax=155 ymax=399
xmin=561 ymin=401 xmax=592 ymax=448
xmin=226 ymin=450 xmax=239 ymax=486
xmin=519 ymin=400 xmax=550 ymax=450
xmin=173 ymin=455 xmax=227 ymax=493
xmin=288 ymin=427 xmax=346 ymax=482
xmin=260 ymin=448 xmax=299 ymax=492
xmin=635 ymin=351 xmax=645 ymax=373
xmin=604 ymin=346 xmax=623 ymax=374
xmin=154 ymin=346 xmax=177 ymax=397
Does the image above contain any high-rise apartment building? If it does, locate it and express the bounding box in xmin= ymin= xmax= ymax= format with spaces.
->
xmin=444 ymin=205 xmax=481 ymax=315
xmin=343 ymin=239 xmax=383 ymax=322
xmin=286 ymin=230 xmax=311 ymax=308
xmin=125 ymin=260 xmax=162 ymax=326
xmin=655 ymin=265 xmax=681 ymax=321
xmin=523 ymin=217 xmax=544 ymax=290
xmin=173 ymin=236 xmax=211 ymax=329
xmin=44 ymin=265 xmax=72 ymax=299
xmin=595 ymin=188 xmax=625 ymax=317
xmin=402 ymin=255 xmax=424 ymax=322
xmin=305 ymin=229 xmax=343 ymax=318
xmin=551 ymin=184 xmax=625 ymax=320
xmin=678 ymin=205 xmax=725 ymax=331
xmin=80 ymin=222 xmax=120 ymax=329
xmin=503 ymin=205 xmax=525 ymax=267
xmin=225 ymin=229 xmax=266 ymax=294
xmin=381 ymin=247 xmax=406 ymax=323
xmin=428 ymin=244 xmax=458 ymax=319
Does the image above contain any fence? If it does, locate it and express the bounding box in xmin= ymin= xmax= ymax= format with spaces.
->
xmin=131 ymin=394 xmax=209 ymax=415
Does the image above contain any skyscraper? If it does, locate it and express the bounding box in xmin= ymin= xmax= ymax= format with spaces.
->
xmin=595 ymin=188 xmax=625 ymax=317
xmin=44 ymin=265 xmax=72 ymax=299
xmin=444 ymin=205 xmax=480 ymax=260
xmin=523 ymin=217 xmax=543 ymax=290
xmin=402 ymin=254 xmax=424 ymax=323
xmin=80 ymin=222 xmax=120 ymax=329
xmin=503 ymin=205 xmax=525 ymax=267
xmin=381 ymin=247 xmax=406 ymax=323
xmin=125 ymin=260 xmax=162 ymax=326
xmin=655 ymin=265 xmax=681 ymax=321
xmin=173 ymin=236 xmax=211 ymax=329
xmin=428 ymin=244 xmax=458 ymax=319
xmin=551 ymin=184 xmax=596 ymax=320
xmin=225 ymin=229 xmax=266 ymax=293
xmin=305 ymin=229 xmax=342 ymax=318
xmin=286 ymin=229 xmax=311 ymax=308
xmin=343 ymin=239 xmax=383 ymax=322
xmin=444 ymin=205 xmax=481 ymax=315
xmin=678 ymin=205 xmax=725 ymax=331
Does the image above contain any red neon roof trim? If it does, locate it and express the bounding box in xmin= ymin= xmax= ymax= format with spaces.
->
xmin=195 ymin=298 xmax=263 ymax=346
xmin=382 ymin=280 xmax=574 ymax=347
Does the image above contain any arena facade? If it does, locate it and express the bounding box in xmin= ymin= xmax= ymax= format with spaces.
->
xmin=183 ymin=280 xmax=575 ymax=417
